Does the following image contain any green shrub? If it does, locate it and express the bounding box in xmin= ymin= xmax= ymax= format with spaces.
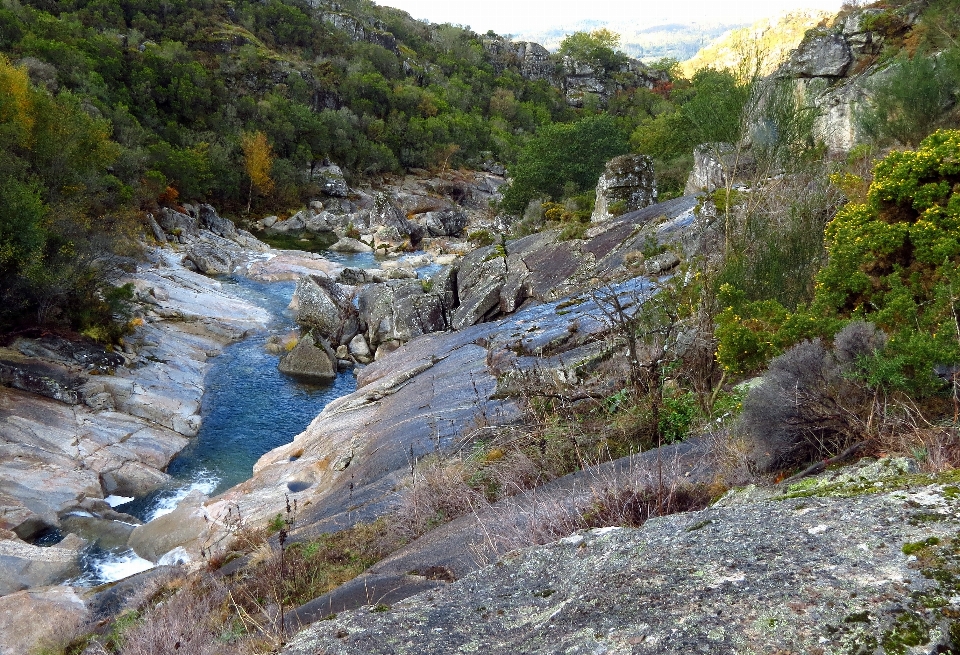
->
xmin=858 ymin=50 xmax=960 ymax=147
xmin=467 ymin=229 xmax=496 ymax=247
xmin=717 ymin=131 xmax=960 ymax=394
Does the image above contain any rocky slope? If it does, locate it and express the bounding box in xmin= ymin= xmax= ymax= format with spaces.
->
xmin=284 ymin=459 xmax=960 ymax=654
xmin=188 ymin=195 xmax=699 ymax=555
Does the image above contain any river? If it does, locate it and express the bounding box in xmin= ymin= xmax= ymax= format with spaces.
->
xmin=75 ymin=253 xmax=377 ymax=584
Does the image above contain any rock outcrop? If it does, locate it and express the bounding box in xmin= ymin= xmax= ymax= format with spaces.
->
xmin=774 ymin=5 xmax=918 ymax=154
xmin=591 ymin=154 xmax=657 ymax=221
xmin=781 ymin=30 xmax=853 ymax=78
xmin=284 ymin=462 xmax=960 ymax=654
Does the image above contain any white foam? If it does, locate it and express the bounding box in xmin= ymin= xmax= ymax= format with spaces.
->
xmin=104 ymin=495 xmax=134 ymax=507
xmin=91 ymin=549 xmax=155 ymax=584
xmin=146 ymin=470 xmax=219 ymax=521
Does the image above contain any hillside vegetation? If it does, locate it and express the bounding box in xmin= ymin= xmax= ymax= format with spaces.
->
xmin=679 ymin=9 xmax=832 ymax=77
xmin=20 ymin=0 xmax=960 ymax=653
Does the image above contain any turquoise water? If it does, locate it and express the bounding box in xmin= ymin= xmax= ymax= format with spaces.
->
xmin=119 ymin=274 xmax=357 ymax=521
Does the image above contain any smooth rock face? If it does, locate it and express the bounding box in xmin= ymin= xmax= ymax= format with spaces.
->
xmin=592 ymin=154 xmax=657 ymax=222
xmin=283 ymin=480 xmax=960 ymax=654
xmin=278 ymin=334 xmax=337 ymax=383
xmin=328 ymin=237 xmax=373 ymax=253
xmin=0 ymin=585 xmax=88 ymax=655
xmin=242 ymin=250 xmax=340 ymax=282
xmin=128 ymin=491 xmax=210 ymax=562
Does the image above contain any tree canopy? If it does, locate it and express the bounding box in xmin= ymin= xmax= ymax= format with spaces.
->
xmin=500 ymin=114 xmax=630 ymax=212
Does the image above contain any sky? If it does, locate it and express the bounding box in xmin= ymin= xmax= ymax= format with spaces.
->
xmin=377 ymin=0 xmax=846 ymax=36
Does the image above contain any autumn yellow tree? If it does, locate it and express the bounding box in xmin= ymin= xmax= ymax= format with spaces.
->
xmin=240 ymin=130 xmax=274 ymax=212
xmin=0 ymin=55 xmax=35 ymax=146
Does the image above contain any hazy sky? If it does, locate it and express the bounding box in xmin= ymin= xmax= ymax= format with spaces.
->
xmin=378 ymin=0 xmax=845 ymax=35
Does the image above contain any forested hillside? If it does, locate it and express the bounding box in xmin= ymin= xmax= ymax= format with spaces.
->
xmin=0 ymin=0 xmax=673 ymax=335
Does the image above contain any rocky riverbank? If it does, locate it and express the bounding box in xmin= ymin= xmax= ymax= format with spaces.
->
xmin=0 ymin=245 xmax=272 ymax=584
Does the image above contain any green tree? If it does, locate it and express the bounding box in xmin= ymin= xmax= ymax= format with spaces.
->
xmin=500 ymin=114 xmax=629 ymax=213
xmin=558 ymin=29 xmax=625 ymax=70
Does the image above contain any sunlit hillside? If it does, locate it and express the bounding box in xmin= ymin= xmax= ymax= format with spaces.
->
xmin=680 ymin=9 xmax=832 ymax=76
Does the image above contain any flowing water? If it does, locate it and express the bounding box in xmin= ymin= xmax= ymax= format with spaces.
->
xmin=74 ymin=253 xmax=380 ymax=584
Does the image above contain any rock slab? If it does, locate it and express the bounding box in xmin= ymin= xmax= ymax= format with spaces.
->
xmin=284 ymin=479 xmax=960 ymax=654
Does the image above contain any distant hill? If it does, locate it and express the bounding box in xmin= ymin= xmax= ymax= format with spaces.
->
xmin=515 ymin=20 xmax=748 ymax=63
xmin=680 ymin=9 xmax=832 ymax=76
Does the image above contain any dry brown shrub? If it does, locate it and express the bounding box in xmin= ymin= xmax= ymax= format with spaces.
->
xmin=470 ymin=453 xmax=714 ymax=561
xmin=118 ymin=574 xmax=260 ymax=655
xmin=389 ymin=455 xmax=490 ymax=544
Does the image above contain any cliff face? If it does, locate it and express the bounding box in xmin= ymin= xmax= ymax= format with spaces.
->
xmin=775 ymin=5 xmax=918 ymax=153
xmin=284 ymin=459 xmax=960 ymax=654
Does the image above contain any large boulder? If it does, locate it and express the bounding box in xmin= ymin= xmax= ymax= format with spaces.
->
xmin=591 ymin=154 xmax=657 ymax=222
xmin=157 ymin=207 xmax=199 ymax=238
xmin=451 ymin=250 xmax=508 ymax=329
xmin=418 ymin=209 xmax=468 ymax=237
xmin=315 ymin=163 xmax=349 ymax=197
xmin=184 ymin=238 xmax=237 ymax=275
xmin=266 ymin=211 xmax=307 ymax=234
xmin=292 ymin=275 xmax=360 ymax=344
xmin=0 ymin=351 xmax=83 ymax=405
xmin=277 ymin=333 xmax=337 ymax=383
xmin=357 ymin=279 xmax=451 ymax=349
xmin=197 ymin=204 xmax=237 ymax=239
xmin=782 ymin=31 xmax=852 ymax=78
xmin=369 ymin=193 xmax=425 ymax=245
xmin=304 ymin=210 xmax=345 ymax=234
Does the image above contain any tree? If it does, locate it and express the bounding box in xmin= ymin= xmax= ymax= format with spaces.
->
xmin=500 ymin=114 xmax=629 ymax=213
xmin=241 ymin=130 xmax=275 ymax=213
xmin=558 ymin=29 xmax=625 ymax=71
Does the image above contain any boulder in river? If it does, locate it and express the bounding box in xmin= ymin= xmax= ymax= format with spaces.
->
xmin=292 ymin=274 xmax=360 ymax=344
xmin=278 ymin=333 xmax=337 ymax=383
